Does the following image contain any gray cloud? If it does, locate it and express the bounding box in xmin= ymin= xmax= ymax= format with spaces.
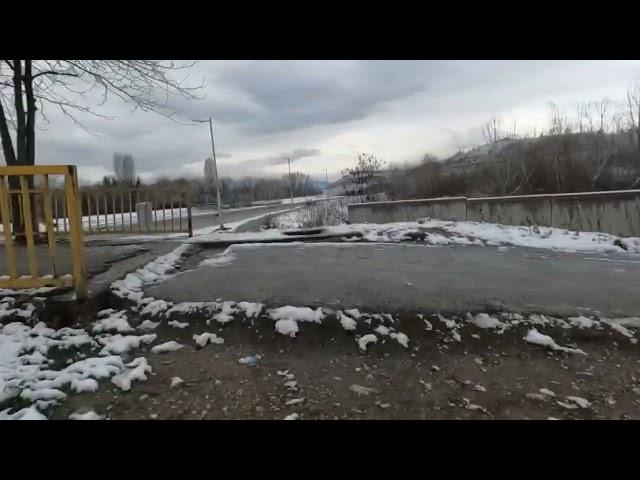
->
xmin=5 ymin=60 xmax=639 ymax=185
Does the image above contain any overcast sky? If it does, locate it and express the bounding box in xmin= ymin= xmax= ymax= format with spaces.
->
xmin=29 ymin=60 xmax=640 ymax=185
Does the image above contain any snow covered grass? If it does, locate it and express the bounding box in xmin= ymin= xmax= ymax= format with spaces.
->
xmin=273 ymin=199 xmax=349 ymax=230
xmin=342 ymin=219 xmax=640 ymax=254
xmin=188 ymin=215 xmax=640 ymax=255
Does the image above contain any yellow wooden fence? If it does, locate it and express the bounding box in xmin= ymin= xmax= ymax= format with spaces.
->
xmin=0 ymin=165 xmax=86 ymax=300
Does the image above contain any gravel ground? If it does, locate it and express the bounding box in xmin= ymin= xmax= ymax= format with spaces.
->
xmin=51 ymin=308 xmax=640 ymax=420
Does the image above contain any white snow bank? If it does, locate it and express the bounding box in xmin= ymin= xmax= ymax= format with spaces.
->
xmin=166 ymin=302 xmax=218 ymax=317
xmin=275 ymin=319 xmax=299 ymax=337
xmin=0 ymin=406 xmax=48 ymax=420
xmin=69 ymin=410 xmax=104 ymax=420
xmin=337 ymin=310 xmax=357 ymax=331
xmin=468 ymin=313 xmax=505 ymax=329
xmin=140 ymin=299 xmax=171 ymax=317
xmin=268 ymin=306 xmax=325 ymax=324
xmin=168 ymin=320 xmax=189 ymax=329
xmin=98 ymin=334 xmax=157 ymax=355
xmin=200 ymin=251 xmax=237 ymax=267
xmin=92 ymin=310 xmax=133 ymax=333
xmin=237 ymin=302 xmax=263 ymax=318
xmin=524 ymin=329 xmax=586 ymax=355
xmin=151 ymin=341 xmax=184 ymax=354
xmin=138 ymin=320 xmax=160 ymax=331
xmin=111 ymin=357 xmax=152 ymax=391
xmin=213 ymin=301 xmax=237 ymax=324
xmin=601 ymin=317 xmax=640 ymax=341
xmin=374 ymin=325 xmax=389 ymax=336
xmin=321 ymin=218 xmax=640 ymax=254
xmin=358 ymin=334 xmax=378 ymax=352
xmin=390 ymin=332 xmax=409 ymax=348
xmin=111 ymin=244 xmax=193 ymax=303
xmin=193 ymin=332 xmax=224 ymax=347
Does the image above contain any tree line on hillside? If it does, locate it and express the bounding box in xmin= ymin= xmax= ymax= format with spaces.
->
xmin=385 ymin=85 xmax=640 ymax=200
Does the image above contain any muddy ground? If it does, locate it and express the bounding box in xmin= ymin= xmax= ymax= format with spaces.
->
xmin=50 ymin=306 xmax=640 ymax=420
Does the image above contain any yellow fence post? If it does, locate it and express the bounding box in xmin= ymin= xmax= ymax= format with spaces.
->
xmin=0 ymin=175 xmax=18 ymax=279
xmin=18 ymin=175 xmax=38 ymax=279
xmin=65 ymin=165 xmax=87 ymax=300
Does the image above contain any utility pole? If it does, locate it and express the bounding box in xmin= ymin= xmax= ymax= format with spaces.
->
xmin=194 ymin=117 xmax=225 ymax=230
xmin=287 ymin=157 xmax=294 ymax=204
xmin=208 ymin=118 xmax=224 ymax=229
xmin=322 ymin=169 xmax=328 ymax=198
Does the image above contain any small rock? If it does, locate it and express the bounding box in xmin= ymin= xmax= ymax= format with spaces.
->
xmin=349 ymin=384 xmax=377 ymax=396
xmin=526 ymin=393 xmax=547 ymax=401
xmin=539 ymin=388 xmax=556 ymax=397
xmin=375 ymin=401 xmax=390 ymax=409
xmin=170 ymin=377 xmax=184 ymax=388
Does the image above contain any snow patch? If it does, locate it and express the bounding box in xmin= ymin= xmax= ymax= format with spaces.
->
xmin=151 ymin=341 xmax=184 ymax=354
xmin=524 ymin=329 xmax=586 ymax=355
xmin=358 ymin=334 xmax=378 ymax=352
xmin=193 ymin=332 xmax=224 ymax=347
xmin=337 ymin=310 xmax=357 ymax=331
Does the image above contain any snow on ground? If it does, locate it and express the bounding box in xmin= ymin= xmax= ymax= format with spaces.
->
xmin=344 ymin=219 xmax=640 ymax=254
xmin=275 ymin=319 xmax=299 ymax=337
xmin=193 ymin=332 xmax=224 ymax=347
xmin=111 ymin=357 xmax=152 ymax=391
xmin=269 ymin=306 xmax=325 ymax=337
xmin=98 ymin=334 xmax=157 ymax=355
xmin=110 ymin=244 xmax=194 ymax=303
xmin=150 ymin=341 xmax=184 ymax=354
xmin=92 ymin=310 xmax=133 ymax=333
xmin=524 ymin=328 xmax=586 ymax=355
xmin=200 ymin=252 xmax=237 ymax=267
xmin=338 ymin=311 xmax=357 ymax=331
xmin=69 ymin=410 xmax=104 ymax=420
xmin=358 ymin=334 xmax=378 ymax=352
xmin=0 ymin=308 xmax=158 ymax=418
xmin=189 ymin=204 xmax=640 ymax=254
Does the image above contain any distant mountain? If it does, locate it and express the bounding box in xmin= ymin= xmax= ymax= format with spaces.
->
xmin=313 ymin=180 xmax=330 ymax=190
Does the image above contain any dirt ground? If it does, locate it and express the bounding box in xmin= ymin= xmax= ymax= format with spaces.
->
xmin=51 ymin=307 xmax=640 ymax=420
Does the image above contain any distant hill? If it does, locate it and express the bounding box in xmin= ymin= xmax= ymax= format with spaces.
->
xmin=386 ymin=130 xmax=640 ymax=200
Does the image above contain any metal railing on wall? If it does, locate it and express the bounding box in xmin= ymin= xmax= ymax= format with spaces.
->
xmin=58 ymin=187 xmax=193 ymax=236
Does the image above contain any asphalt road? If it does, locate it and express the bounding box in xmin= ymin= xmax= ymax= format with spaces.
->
xmin=190 ymin=203 xmax=302 ymax=232
xmin=147 ymin=242 xmax=640 ymax=318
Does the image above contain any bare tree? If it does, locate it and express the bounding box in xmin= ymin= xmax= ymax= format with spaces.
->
xmin=547 ymin=102 xmax=567 ymax=135
xmin=0 ymin=60 xmax=202 ymax=239
xmin=576 ymin=102 xmax=589 ymax=133
xmin=626 ymin=83 xmax=640 ymax=154
xmin=482 ymin=115 xmax=502 ymax=144
xmin=612 ymin=111 xmax=626 ymax=134
xmin=342 ymin=153 xmax=386 ymax=202
xmin=593 ymin=97 xmax=611 ymax=133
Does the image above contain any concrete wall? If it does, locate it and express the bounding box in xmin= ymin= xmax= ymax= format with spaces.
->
xmin=347 ymin=190 xmax=640 ymax=237
xmin=467 ymin=194 xmax=551 ymax=227
xmin=550 ymin=191 xmax=640 ymax=237
xmin=348 ymin=197 xmax=467 ymax=224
